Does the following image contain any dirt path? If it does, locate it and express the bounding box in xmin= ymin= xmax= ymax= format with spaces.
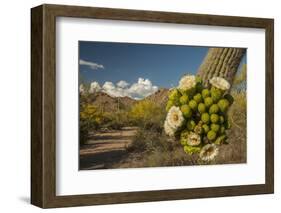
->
xmin=79 ymin=127 xmax=138 ymax=170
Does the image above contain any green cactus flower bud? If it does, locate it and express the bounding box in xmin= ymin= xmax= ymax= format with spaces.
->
xmin=188 ymin=100 xmax=198 ymax=111
xmin=214 ymin=135 xmax=227 ymax=145
xmin=211 ymin=88 xmax=222 ymax=103
xmin=202 ymin=124 xmax=210 ymax=134
xmin=180 ymin=88 xmax=196 ymax=99
xmin=209 ymin=104 xmax=219 ymax=114
xmin=224 ymin=93 xmax=234 ymax=105
xmin=204 ymin=97 xmax=213 ymax=108
xmin=207 ymin=130 xmax=217 ymax=141
xmin=210 ymin=114 xmax=219 ymax=123
xmin=180 ymin=104 xmax=192 ymax=118
xmin=198 ymin=103 xmax=206 ymax=114
xmin=210 ymin=123 xmax=220 ymax=132
xmin=184 ymin=145 xmax=201 ymax=154
xmin=186 ymin=120 xmax=196 ymax=131
xmin=219 ymin=115 xmax=225 ymax=124
xmin=180 ymin=130 xmax=189 ymax=146
xmin=166 ymin=100 xmax=174 ymax=112
xmin=201 ymin=113 xmax=210 ymax=124
xmin=218 ymin=99 xmax=230 ymax=113
xmin=202 ymin=88 xmax=210 ymax=98
xmin=169 ymin=89 xmax=181 ymax=102
xmin=193 ymin=93 xmax=203 ymax=103
xmin=211 ymin=86 xmax=223 ymax=94
xmin=210 ymin=86 xmax=216 ymax=93
xmin=220 ymin=126 xmax=226 ymax=134
xmin=179 ymin=95 xmax=189 ymax=105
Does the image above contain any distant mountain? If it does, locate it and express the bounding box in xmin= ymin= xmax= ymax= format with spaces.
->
xmin=81 ymin=88 xmax=170 ymax=112
xmin=145 ymin=88 xmax=169 ymax=106
xmin=83 ymin=92 xmax=136 ymax=112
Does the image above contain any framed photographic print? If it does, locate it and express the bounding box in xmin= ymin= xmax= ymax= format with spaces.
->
xmin=31 ymin=4 xmax=274 ymax=208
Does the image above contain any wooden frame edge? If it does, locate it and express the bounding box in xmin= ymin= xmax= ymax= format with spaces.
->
xmin=31 ymin=5 xmax=44 ymax=207
xmin=265 ymin=19 xmax=274 ymax=194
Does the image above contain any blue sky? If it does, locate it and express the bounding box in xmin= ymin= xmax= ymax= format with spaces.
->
xmin=79 ymin=41 xmax=246 ymax=99
xmin=79 ymin=41 xmax=210 ymax=87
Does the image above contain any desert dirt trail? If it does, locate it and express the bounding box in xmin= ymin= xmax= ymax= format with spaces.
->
xmin=79 ymin=127 xmax=138 ymax=170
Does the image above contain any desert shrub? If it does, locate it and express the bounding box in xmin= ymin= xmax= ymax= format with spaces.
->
xmin=230 ymin=91 xmax=246 ymax=111
xmin=233 ymin=64 xmax=246 ymax=85
xmin=129 ymin=100 xmax=166 ymax=130
xmin=79 ymin=121 xmax=89 ymax=146
xmin=127 ymin=128 xmax=175 ymax=153
xmin=79 ymin=104 xmax=103 ymax=145
xmin=228 ymin=90 xmax=247 ymax=129
xmin=232 ymin=64 xmax=247 ymax=92
xmin=126 ymin=126 xmax=202 ymax=167
xmin=144 ymin=147 xmax=198 ymax=167
xmin=102 ymin=111 xmax=132 ymax=130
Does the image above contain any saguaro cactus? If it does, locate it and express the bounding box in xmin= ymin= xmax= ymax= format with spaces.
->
xmin=197 ymin=48 xmax=246 ymax=86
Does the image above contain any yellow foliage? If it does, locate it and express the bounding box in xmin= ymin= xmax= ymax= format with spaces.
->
xmin=80 ymin=104 xmax=103 ymax=125
xmin=129 ymin=100 xmax=164 ymax=126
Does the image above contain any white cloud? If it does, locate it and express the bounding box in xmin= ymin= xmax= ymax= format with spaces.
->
xmin=99 ymin=78 xmax=158 ymax=100
xmin=79 ymin=59 xmax=104 ymax=70
xmin=127 ymin=78 xmax=158 ymax=100
xmin=101 ymin=82 xmax=128 ymax=97
xmin=79 ymin=84 xmax=86 ymax=94
xmin=116 ymin=80 xmax=129 ymax=88
xmin=102 ymin=81 xmax=116 ymax=91
xmin=89 ymin=82 xmax=101 ymax=93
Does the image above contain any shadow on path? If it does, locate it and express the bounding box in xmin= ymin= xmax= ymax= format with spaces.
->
xmin=80 ymin=149 xmax=128 ymax=170
xmin=79 ymin=127 xmax=138 ymax=170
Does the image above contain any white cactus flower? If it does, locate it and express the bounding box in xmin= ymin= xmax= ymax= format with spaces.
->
xmin=186 ymin=132 xmax=201 ymax=146
xmin=209 ymin=77 xmax=230 ymax=91
xmin=164 ymin=119 xmax=176 ymax=137
xmin=199 ymin=144 xmax=219 ymax=161
xmin=178 ymin=75 xmax=196 ymax=91
xmin=166 ymin=106 xmax=184 ymax=130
